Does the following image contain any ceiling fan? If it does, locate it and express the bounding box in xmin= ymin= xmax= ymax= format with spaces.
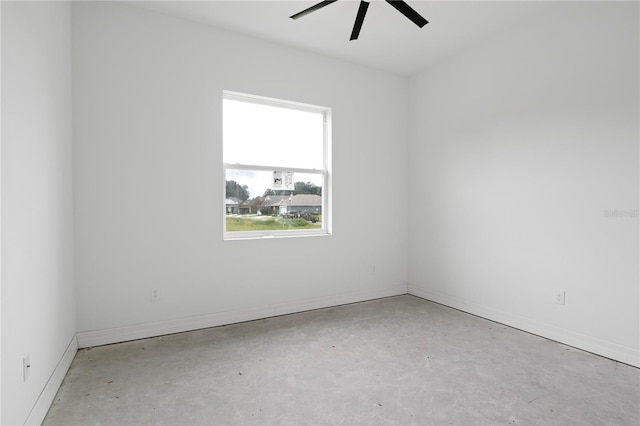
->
xmin=290 ymin=0 xmax=428 ymax=41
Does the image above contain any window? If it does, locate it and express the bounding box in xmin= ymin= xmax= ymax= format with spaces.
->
xmin=223 ymin=91 xmax=331 ymax=239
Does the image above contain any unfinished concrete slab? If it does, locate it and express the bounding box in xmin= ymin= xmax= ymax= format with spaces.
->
xmin=44 ymin=295 xmax=639 ymax=425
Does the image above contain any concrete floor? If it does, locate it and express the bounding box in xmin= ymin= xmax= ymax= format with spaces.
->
xmin=44 ymin=295 xmax=639 ymax=425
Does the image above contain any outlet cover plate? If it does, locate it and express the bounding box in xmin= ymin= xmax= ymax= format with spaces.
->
xmin=23 ymin=355 xmax=31 ymax=382
xmin=150 ymin=288 xmax=160 ymax=301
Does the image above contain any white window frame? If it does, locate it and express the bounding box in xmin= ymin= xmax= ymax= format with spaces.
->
xmin=222 ymin=91 xmax=332 ymax=240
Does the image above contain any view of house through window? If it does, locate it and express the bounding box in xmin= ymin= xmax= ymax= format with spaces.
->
xmin=223 ymin=91 xmax=330 ymax=238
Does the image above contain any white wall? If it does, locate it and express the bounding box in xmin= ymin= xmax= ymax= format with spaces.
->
xmin=408 ymin=1 xmax=639 ymax=366
xmin=73 ymin=1 xmax=409 ymax=345
xmin=1 ymin=1 xmax=76 ymax=424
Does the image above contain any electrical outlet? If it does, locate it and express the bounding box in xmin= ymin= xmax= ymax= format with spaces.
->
xmin=150 ymin=288 xmax=160 ymax=301
xmin=554 ymin=290 xmax=565 ymax=305
xmin=23 ymin=355 xmax=31 ymax=382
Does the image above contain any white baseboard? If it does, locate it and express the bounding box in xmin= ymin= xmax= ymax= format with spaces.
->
xmin=408 ymin=284 xmax=639 ymax=368
xmin=77 ymin=284 xmax=409 ymax=348
xmin=25 ymin=335 xmax=78 ymax=426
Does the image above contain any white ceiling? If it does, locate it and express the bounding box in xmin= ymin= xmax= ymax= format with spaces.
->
xmin=128 ymin=0 xmax=554 ymax=76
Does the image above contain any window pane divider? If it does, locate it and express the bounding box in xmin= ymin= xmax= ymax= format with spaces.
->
xmin=223 ymin=163 xmax=324 ymax=175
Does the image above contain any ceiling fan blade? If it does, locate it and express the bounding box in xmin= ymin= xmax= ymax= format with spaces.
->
xmin=385 ymin=0 xmax=428 ymax=28
xmin=290 ymin=0 xmax=339 ymax=20
xmin=350 ymin=1 xmax=370 ymax=41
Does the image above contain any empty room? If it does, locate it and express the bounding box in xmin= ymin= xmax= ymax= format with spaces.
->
xmin=1 ymin=0 xmax=638 ymax=425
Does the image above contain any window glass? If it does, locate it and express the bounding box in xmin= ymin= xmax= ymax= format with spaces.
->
xmin=223 ymin=92 xmax=330 ymax=239
xmin=223 ymin=98 xmax=324 ymax=169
